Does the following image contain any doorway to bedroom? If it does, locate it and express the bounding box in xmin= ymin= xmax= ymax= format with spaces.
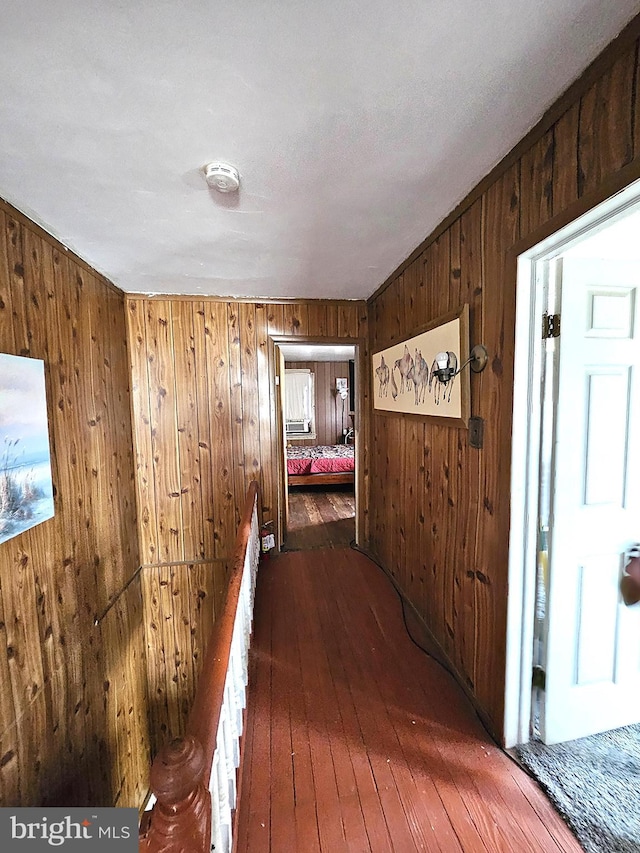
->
xmin=276 ymin=342 xmax=357 ymax=551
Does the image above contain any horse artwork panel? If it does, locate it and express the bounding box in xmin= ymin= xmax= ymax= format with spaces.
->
xmin=412 ymin=349 xmax=430 ymax=405
xmin=375 ymin=355 xmax=390 ymax=397
xmin=393 ymin=345 xmax=414 ymax=395
xmin=372 ymin=305 xmax=471 ymax=426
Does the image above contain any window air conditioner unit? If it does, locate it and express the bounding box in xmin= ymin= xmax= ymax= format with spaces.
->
xmin=286 ymin=420 xmax=309 ymax=433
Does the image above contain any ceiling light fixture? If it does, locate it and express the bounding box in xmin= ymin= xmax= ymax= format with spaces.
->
xmin=203 ymin=162 xmax=241 ymax=193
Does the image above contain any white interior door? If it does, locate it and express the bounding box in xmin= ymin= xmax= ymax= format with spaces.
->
xmin=542 ymin=257 xmax=640 ymax=745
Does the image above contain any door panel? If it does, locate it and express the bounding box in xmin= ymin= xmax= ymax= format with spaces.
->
xmin=574 ymin=555 xmax=620 ymax=686
xmin=542 ymin=257 xmax=640 ymax=745
xmin=583 ymin=368 xmax=630 ymax=506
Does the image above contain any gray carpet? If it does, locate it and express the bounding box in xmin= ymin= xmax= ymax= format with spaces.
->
xmin=516 ymin=725 xmax=640 ymax=852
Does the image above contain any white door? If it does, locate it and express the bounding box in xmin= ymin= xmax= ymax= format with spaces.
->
xmin=542 ymin=257 xmax=640 ymax=745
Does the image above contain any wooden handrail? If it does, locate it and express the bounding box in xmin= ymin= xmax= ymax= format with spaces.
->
xmin=140 ymin=480 xmax=260 ymax=852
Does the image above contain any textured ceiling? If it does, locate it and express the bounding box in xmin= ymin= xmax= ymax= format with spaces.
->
xmin=0 ymin=1 xmax=638 ymax=300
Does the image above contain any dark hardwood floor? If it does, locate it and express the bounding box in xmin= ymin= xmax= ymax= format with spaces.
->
xmin=234 ymin=548 xmax=583 ymax=852
xmin=285 ymin=486 xmax=355 ymax=550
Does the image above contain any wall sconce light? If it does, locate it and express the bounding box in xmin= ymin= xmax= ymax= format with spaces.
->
xmin=336 ymin=377 xmax=348 ymax=400
xmin=432 ymin=344 xmax=488 ymax=385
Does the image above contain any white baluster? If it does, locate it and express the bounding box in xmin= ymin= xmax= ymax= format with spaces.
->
xmin=224 ymin=675 xmax=240 ymax=795
xmin=229 ymin=633 xmax=244 ymax=743
xmin=209 ymin=749 xmax=224 ymax=853
xmin=216 ymin=710 xmax=232 ymax=853
xmin=235 ymin=614 xmax=248 ymax=708
xmin=208 ymin=495 xmax=260 ymax=853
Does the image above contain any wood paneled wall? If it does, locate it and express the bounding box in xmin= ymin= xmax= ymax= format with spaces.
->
xmin=0 ymin=201 xmax=149 ymax=806
xmin=367 ymin=21 xmax=640 ymax=740
xmin=141 ymin=560 xmax=229 ymax=757
xmin=285 ymin=360 xmax=352 ymax=447
xmin=126 ymin=299 xmax=368 ymax=563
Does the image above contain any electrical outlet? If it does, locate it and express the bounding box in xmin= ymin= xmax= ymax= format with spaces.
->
xmin=469 ymin=416 xmax=484 ymax=449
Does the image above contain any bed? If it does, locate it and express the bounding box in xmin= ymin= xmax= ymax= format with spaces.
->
xmin=286 ymin=444 xmax=355 ymax=487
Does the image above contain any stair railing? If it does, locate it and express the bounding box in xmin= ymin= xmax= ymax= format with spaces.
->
xmin=139 ymin=480 xmax=261 ymax=852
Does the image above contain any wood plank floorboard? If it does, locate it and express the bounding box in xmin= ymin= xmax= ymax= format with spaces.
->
xmin=285 ymin=487 xmax=355 ymax=550
xmin=235 ymin=548 xmax=583 ymax=853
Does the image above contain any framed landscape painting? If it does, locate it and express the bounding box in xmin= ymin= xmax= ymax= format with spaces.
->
xmin=0 ymin=353 xmax=54 ymax=544
xmin=372 ymin=304 xmax=471 ymax=426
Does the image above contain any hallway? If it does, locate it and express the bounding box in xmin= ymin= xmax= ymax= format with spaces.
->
xmin=234 ymin=548 xmax=582 ymax=852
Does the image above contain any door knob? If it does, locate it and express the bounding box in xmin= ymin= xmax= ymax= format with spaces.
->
xmin=621 ymin=544 xmax=640 ymax=606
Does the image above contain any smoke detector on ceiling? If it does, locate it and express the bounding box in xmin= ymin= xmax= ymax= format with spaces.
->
xmin=203 ymin=162 xmax=241 ymax=193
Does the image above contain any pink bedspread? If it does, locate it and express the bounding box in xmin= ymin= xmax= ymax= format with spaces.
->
xmin=286 ymin=444 xmax=354 ymax=475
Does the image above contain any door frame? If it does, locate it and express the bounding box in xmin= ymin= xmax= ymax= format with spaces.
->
xmin=504 ymin=176 xmax=640 ymax=748
xmin=269 ymin=334 xmax=365 ymax=550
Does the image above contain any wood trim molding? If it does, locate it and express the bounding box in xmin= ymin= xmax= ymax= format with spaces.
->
xmin=507 ymin=155 xmax=640 ymax=261
xmin=126 ymin=293 xmax=367 ymax=306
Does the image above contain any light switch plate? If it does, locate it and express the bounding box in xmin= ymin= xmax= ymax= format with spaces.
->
xmin=469 ymin=416 xmax=484 ymax=449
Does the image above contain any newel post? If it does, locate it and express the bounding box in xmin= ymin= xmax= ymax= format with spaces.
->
xmin=139 ymin=735 xmax=212 ymax=853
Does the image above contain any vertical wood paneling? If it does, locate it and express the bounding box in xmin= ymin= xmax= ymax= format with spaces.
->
xmin=458 ymin=201 xmax=483 ymax=691
xmin=48 ymin=250 xmax=94 ymax=797
xmin=577 ymin=47 xmax=635 ymax=197
xmin=267 ymin=302 xmax=285 ymax=336
xmin=406 ymin=259 xmax=422 ymax=328
xmin=368 ymin=33 xmax=640 ymax=739
xmin=2 ymin=539 xmax=47 ymax=800
xmin=388 ymin=278 xmax=403 ymax=344
xmin=100 ymin=576 xmax=150 ymax=807
xmin=103 ymin=286 xmax=138 ymax=599
xmin=239 ymin=303 xmax=262 ymax=492
xmin=474 ymin=163 xmax=519 ymax=721
xmin=255 ymin=304 xmax=275 ymax=518
xmin=520 ymin=130 xmax=555 ymax=235
xmin=128 ymin=299 xmax=366 ymax=565
xmin=0 ymin=211 xmax=15 ymax=349
xmin=172 ymin=301 xmax=205 ymax=559
xmin=146 ymin=301 xmax=183 ymax=562
xmin=422 ymin=243 xmax=438 ymax=320
xmin=307 ymin=302 xmax=328 ymax=336
xmin=85 ymin=272 xmax=118 ymax=614
xmin=5 ymin=215 xmax=29 ymax=356
xmin=552 ymin=103 xmax=581 ymax=215
xmin=283 ymin=303 xmax=309 ymax=336
xmin=402 ymin=419 xmax=417 ymax=599
xmin=325 ymin=303 xmax=339 ymax=338
xmin=127 ymin=300 xmax=158 ymax=564
xmin=192 ymin=303 xmax=216 ymax=558
xmin=141 ymin=560 xmax=229 ymax=758
xmin=227 ymin=303 xmax=246 ymax=528
xmin=204 ymin=301 xmax=236 ymax=559
xmin=338 ymin=302 xmax=358 ymax=339
xmin=357 ymin=302 xmax=371 ymax=543
xmin=0 ymin=692 xmax=48 ymax=805
xmin=432 ymin=234 xmax=451 ymax=317
xmin=0 ymin=200 xmax=147 ymax=807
